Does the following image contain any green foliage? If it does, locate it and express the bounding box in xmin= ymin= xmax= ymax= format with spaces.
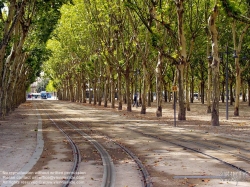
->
xmin=151 ymin=33 xmax=159 ymax=48
xmin=220 ymin=0 xmax=241 ymax=16
xmin=46 ymin=80 xmax=56 ymax=92
xmin=219 ymin=0 xmax=250 ymax=23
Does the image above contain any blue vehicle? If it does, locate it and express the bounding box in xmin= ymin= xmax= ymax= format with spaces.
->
xmin=46 ymin=93 xmax=51 ymax=98
xmin=41 ymin=91 xmax=47 ymax=99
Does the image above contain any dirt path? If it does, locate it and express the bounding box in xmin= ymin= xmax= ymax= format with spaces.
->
xmin=0 ymin=99 xmax=250 ymax=187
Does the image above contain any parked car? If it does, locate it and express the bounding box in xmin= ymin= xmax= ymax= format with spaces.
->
xmin=41 ymin=91 xmax=47 ymax=99
xmin=47 ymin=93 xmax=51 ymax=98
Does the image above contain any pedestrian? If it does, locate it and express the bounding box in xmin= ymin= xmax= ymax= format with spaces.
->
xmin=133 ymin=94 xmax=137 ymax=107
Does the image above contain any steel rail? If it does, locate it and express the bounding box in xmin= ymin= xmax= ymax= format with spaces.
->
xmin=74 ymin=120 xmax=153 ymax=187
xmin=41 ymin=102 xmax=116 ymax=187
xmin=44 ymin=103 xmax=152 ymax=187
xmin=61 ymin=119 xmax=116 ymax=187
xmin=46 ymin=114 xmax=81 ymax=187
xmin=163 ymin=133 xmax=250 ymax=162
xmin=140 ymin=129 xmax=250 ymax=163
xmin=128 ymin=127 xmax=250 ymax=176
xmin=160 ymin=131 xmax=250 ymax=153
xmin=103 ymin=135 xmax=153 ymax=187
xmin=61 ymin=104 xmax=250 ymax=178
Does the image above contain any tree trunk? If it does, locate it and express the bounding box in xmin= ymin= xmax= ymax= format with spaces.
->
xmin=208 ymin=4 xmax=220 ymax=126
xmin=141 ymin=59 xmax=148 ymax=114
xmin=76 ymin=74 xmax=81 ymax=102
xmin=242 ymin=85 xmax=246 ymax=102
xmin=82 ymin=77 xmax=86 ymax=103
xmin=177 ymin=64 xmax=186 ymax=120
xmin=110 ymin=74 xmax=115 ymax=109
xmin=69 ymin=77 xmax=74 ymax=102
xmin=89 ymin=80 xmax=92 ymax=104
xmin=125 ymin=67 xmax=132 ymax=111
xmin=221 ymin=81 xmax=225 ymax=103
xmin=104 ymin=76 xmax=109 ymax=107
xmin=176 ymin=0 xmax=187 ymax=120
xmin=155 ymin=51 xmax=163 ymax=117
xmin=185 ymin=64 xmax=190 ymax=111
xmin=117 ymin=71 xmax=122 ymax=110
xmin=232 ymin=21 xmax=249 ymax=116
xmin=230 ymin=82 xmax=234 ymax=105
xmin=201 ymin=81 xmax=205 ymax=104
xmin=248 ymin=80 xmax=250 ymax=106
xmin=93 ymin=78 xmax=97 ymax=105
xmin=190 ymin=74 xmax=194 ymax=103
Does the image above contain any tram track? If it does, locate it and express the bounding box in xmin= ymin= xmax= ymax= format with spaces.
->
xmin=38 ymin=101 xmax=152 ymax=187
xmin=62 ymin=103 xmax=250 ymax=179
xmin=71 ymin=120 xmax=152 ymax=187
xmin=46 ymin=114 xmax=81 ymax=187
xmin=156 ymin=132 xmax=250 ymax=162
xmin=126 ymin=127 xmax=250 ymax=176
xmin=37 ymin=103 xmax=116 ymax=187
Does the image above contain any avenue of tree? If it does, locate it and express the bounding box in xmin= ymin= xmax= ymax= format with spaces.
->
xmin=1 ymin=0 xmax=250 ymax=126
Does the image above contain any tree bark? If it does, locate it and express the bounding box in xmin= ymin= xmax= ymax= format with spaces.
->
xmin=176 ymin=0 xmax=187 ymax=120
xmin=232 ymin=21 xmax=250 ymax=116
xmin=208 ymin=4 xmax=220 ymax=126
xmin=248 ymin=80 xmax=250 ymax=106
xmin=155 ymin=51 xmax=163 ymax=117
xmin=125 ymin=65 xmax=132 ymax=111
xmin=117 ymin=70 xmax=122 ymax=110
xmin=185 ymin=64 xmax=190 ymax=111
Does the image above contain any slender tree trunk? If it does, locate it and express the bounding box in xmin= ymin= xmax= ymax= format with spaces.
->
xmin=205 ymin=1 xmax=212 ymax=113
xmin=185 ymin=64 xmax=190 ymax=111
xmin=230 ymin=82 xmax=234 ymax=105
xmin=208 ymin=4 xmax=220 ymax=126
xmin=81 ymin=72 xmax=86 ymax=103
xmin=89 ymin=80 xmax=92 ymax=104
xmin=110 ymin=74 xmax=115 ymax=109
xmin=232 ymin=21 xmax=249 ymax=116
xmin=148 ymin=76 xmax=153 ymax=107
xmin=176 ymin=0 xmax=187 ymax=120
xmin=190 ymin=74 xmax=194 ymax=103
xmin=104 ymin=76 xmax=109 ymax=107
xmin=125 ymin=67 xmax=132 ymax=111
xmin=221 ymin=81 xmax=225 ymax=103
xmin=177 ymin=64 xmax=186 ymax=119
xmin=242 ymin=84 xmax=246 ymax=102
xmin=141 ymin=59 xmax=148 ymax=114
xmin=77 ymin=74 xmax=81 ymax=102
xmin=248 ymin=80 xmax=250 ymax=106
xmin=93 ymin=77 xmax=97 ymax=105
xmin=116 ymin=71 xmax=121 ymax=110
xmin=200 ymin=81 xmax=205 ymax=104
xmin=155 ymin=51 xmax=163 ymax=117
xmin=69 ymin=77 xmax=74 ymax=102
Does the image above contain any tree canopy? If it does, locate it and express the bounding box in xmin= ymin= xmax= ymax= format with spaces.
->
xmin=1 ymin=0 xmax=250 ymax=125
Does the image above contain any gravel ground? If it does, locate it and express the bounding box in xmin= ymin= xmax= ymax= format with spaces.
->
xmin=0 ymin=99 xmax=249 ymax=187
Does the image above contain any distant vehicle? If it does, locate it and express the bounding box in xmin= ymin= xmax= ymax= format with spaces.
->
xmin=31 ymin=93 xmax=40 ymax=98
xmin=193 ymin=93 xmax=199 ymax=99
xmin=41 ymin=91 xmax=47 ymax=99
xmin=47 ymin=93 xmax=51 ymax=98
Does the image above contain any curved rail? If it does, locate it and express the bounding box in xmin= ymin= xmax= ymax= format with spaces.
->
xmin=62 ymin=119 xmax=116 ymax=187
xmin=47 ymin=114 xmax=81 ymax=187
xmin=60 ymin=103 xmax=250 ymax=180
xmin=44 ymin=103 xmax=152 ymax=187
xmin=40 ymin=102 xmax=116 ymax=187
xmin=103 ymin=135 xmax=152 ymax=187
